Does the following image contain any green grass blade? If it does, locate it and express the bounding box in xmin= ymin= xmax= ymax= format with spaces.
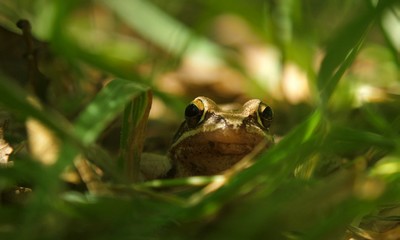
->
xmin=379 ymin=5 xmax=400 ymax=66
xmin=100 ymin=0 xmax=223 ymax=60
xmin=317 ymin=13 xmax=372 ymax=104
xmin=119 ymin=90 xmax=152 ymax=181
xmin=34 ymin=0 xmax=144 ymax=81
xmin=317 ymin=0 xmax=398 ymax=103
xmin=327 ymin=126 xmax=395 ymax=152
xmin=187 ymin=110 xmax=322 ymax=217
xmin=0 ymin=74 xmax=149 ymax=177
xmin=73 ymin=79 xmax=149 ymax=146
xmin=56 ymin=79 xmax=149 ymax=175
xmin=60 ymin=78 xmax=149 ymax=180
xmin=0 ymin=74 xmax=76 ymax=144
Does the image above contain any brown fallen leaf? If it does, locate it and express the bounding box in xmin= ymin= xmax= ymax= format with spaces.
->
xmin=0 ymin=120 xmax=13 ymax=167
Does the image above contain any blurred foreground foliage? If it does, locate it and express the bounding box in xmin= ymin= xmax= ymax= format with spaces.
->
xmin=0 ymin=0 xmax=400 ymax=239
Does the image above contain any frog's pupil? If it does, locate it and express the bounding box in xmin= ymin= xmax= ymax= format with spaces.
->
xmin=185 ymin=103 xmax=200 ymax=118
xmin=262 ymin=106 xmax=273 ymax=119
xmin=258 ymin=104 xmax=273 ymax=129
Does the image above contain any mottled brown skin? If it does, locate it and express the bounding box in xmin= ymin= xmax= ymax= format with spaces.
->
xmin=168 ymin=96 xmax=274 ymax=177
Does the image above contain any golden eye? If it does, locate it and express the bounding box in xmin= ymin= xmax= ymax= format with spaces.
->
xmin=185 ymin=99 xmax=205 ymax=128
xmin=257 ymin=102 xmax=273 ymax=129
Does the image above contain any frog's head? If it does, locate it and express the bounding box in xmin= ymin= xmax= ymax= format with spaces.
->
xmin=169 ymin=96 xmax=274 ymax=177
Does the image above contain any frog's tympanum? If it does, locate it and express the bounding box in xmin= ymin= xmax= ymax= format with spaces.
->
xmin=168 ymin=96 xmax=274 ymax=177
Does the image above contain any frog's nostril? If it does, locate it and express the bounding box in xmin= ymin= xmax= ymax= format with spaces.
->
xmin=208 ymin=141 xmax=215 ymax=148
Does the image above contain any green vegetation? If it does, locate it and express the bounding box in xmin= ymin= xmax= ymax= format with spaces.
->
xmin=0 ymin=0 xmax=399 ymax=239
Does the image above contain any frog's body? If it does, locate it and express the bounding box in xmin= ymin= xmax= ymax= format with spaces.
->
xmin=167 ymin=96 xmax=274 ymax=177
xmin=140 ymin=97 xmax=274 ymax=179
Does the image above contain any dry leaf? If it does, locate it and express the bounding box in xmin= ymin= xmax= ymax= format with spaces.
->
xmin=0 ymin=121 xmax=13 ymax=166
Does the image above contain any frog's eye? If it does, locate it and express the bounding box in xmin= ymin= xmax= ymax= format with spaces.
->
xmin=257 ymin=102 xmax=273 ymax=129
xmin=185 ymin=99 xmax=205 ymax=128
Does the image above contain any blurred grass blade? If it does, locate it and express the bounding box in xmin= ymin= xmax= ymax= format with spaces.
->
xmin=327 ymin=126 xmax=395 ymax=151
xmin=100 ymin=0 xmax=223 ymax=61
xmin=34 ymin=1 xmax=144 ymax=80
xmin=139 ymin=175 xmax=225 ymax=188
xmin=188 ymin=111 xmax=322 ymax=215
xmin=317 ymin=12 xmax=372 ymax=103
xmin=317 ymin=0 xmax=398 ymax=103
xmin=57 ymin=79 xmax=149 ymax=174
xmin=240 ymin=110 xmax=322 ymax=177
xmin=64 ymin=40 xmax=146 ymax=81
xmin=0 ymin=74 xmax=75 ymax=144
xmin=205 ymin=170 xmax=360 ymax=240
xmin=119 ymin=90 xmax=152 ymax=181
xmin=380 ymin=4 xmax=400 ymax=66
xmin=361 ymin=105 xmax=399 ymax=139
xmin=73 ymin=79 xmax=149 ymax=146
xmin=0 ymin=75 xmax=148 ymax=178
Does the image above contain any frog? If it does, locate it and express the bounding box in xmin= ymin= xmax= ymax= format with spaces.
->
xmin=140 ymin=96 xmax=274 ymax=179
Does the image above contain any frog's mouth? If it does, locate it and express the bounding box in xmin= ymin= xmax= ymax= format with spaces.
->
xmin=171 ymin=128 xmax=273 ymax=157
xmin=203 ymin=128 xmax=270 ymax=150
xmin=169 ymin=128 xmax=274 ymax=175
